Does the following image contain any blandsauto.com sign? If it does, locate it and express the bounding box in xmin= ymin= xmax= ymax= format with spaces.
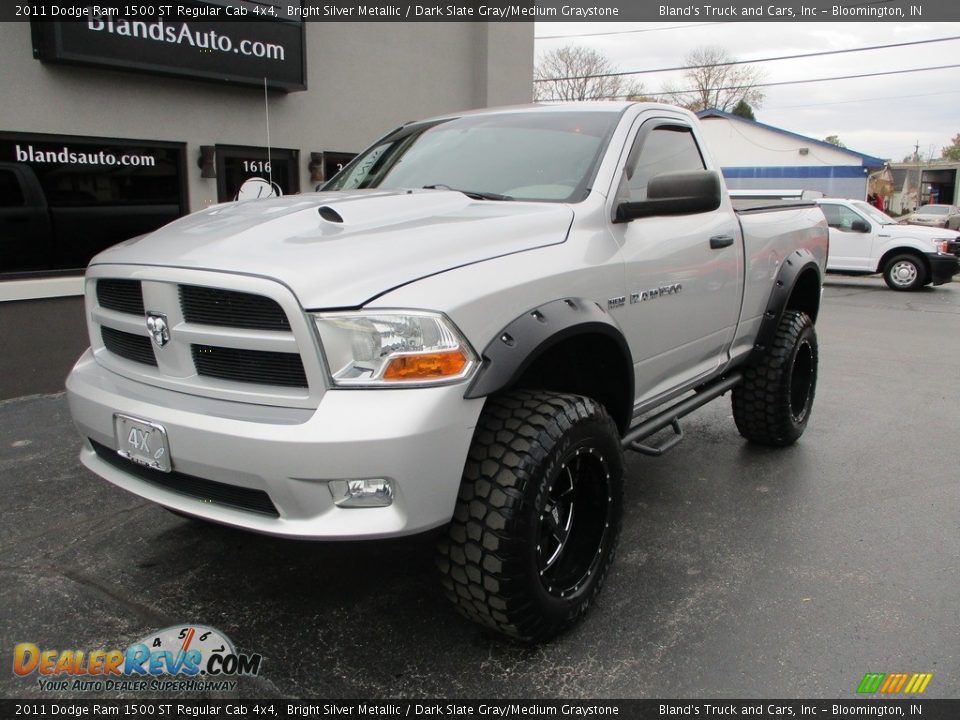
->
xmin=30 ymin=2 xmax=306 ymax=92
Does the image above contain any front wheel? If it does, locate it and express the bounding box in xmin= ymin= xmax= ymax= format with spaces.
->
xmin=436 ymin=391 xmax=624 ymax=642
xmin=733 ymin=310 xmax=818 ymax=446
xmin=883 ymin=254 xmax=927 ymax=291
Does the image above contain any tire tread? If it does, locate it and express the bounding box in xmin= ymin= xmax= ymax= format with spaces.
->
xmin=732 ymin=310 xmax=818 ymax=446
xmin=436 ymin=390 xmax=622 ymax=642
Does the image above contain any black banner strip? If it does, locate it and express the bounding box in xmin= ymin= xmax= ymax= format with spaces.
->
xmin=2 ymin=699 xmax=960 ymax=720
xmin=4 ymin=1 xmax=960 ymax=23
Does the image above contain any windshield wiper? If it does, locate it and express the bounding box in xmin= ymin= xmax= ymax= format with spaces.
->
xmin=422 ymin=184 xmax=513 ymax=201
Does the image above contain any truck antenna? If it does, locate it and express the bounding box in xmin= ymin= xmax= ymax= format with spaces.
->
xmin=264 ymin=77 xmax=273 ymax=191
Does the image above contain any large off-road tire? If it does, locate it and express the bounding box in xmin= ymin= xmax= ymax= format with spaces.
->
xmin=883 ymin=253 xmax=927 ymax=291
xmin=437 ymin=391 xmax=624 ymax=642
xmin=732 ymin=310 xmax=818 ymax=446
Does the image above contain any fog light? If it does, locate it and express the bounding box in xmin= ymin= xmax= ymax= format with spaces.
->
xmin=328 ymin=478 xmax=394 ymax=507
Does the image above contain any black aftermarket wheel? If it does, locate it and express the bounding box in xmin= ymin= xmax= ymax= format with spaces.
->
xmin=436 ymin=390 xmax=624 ymax=642
xmin=732 ymin=310 xmax=818 ymax=446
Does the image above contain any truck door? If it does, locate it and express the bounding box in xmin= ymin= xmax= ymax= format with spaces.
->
xmin=608 ymin=121 xmax=742 ymax=407
xmin=0 ymin=164 xmax=53 ymax=273
xmin=819 ymin=202 xmax=874 ymax=271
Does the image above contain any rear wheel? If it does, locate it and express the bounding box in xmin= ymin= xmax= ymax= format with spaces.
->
xmin=733 ymin=310 xmax=818 ymax=446
xmin=436 ymin=391 xmax=623 ymax=642
xmin=883 ymin=254 xmax=927 ymax=291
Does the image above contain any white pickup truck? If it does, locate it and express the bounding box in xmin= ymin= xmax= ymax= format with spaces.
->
xmin=67 ymin=103 xmax=829 ymax=641
xmin=815 ymin=198 xmax=960 ymax=290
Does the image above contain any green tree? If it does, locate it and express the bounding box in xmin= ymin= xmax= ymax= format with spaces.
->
xmin=942 ymin=134 xmax=960 ymax=161
xmin=824 ymin=135 xmax=846 ymax=148
xmin=731 ymin=99 xmax=755 ymax=120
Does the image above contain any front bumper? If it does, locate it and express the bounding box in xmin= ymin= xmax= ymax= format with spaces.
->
xmin=67 ymin=350 xmax=485 ymax=539
xmin=926 ymin=252 xmax=960 ymax=286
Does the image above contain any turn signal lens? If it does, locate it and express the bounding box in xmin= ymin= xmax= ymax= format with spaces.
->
xmin=383 ymin=349 xmax=468 ymax=380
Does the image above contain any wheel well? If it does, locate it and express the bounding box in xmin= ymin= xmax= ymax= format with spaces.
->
xmin=876 ymin=247 xmax=929 ymax=277
xmin=510 ymin=333 xmax=632 ymax=435
xmin=785 ymin=267 xmax=822 ymax=323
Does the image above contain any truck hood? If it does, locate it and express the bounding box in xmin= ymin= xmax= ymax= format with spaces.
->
xmin=91 ymin=190 xmax=574 ymax=308
xmin=887 ymin=223 xmax=959 ymax=239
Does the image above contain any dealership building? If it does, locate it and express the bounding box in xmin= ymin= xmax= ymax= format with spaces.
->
xmin=0 ymin=11 xmax=534 ymax=399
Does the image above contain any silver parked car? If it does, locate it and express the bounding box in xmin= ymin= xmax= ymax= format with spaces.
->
xmin=902 ymin=203 xmax=960 ymax=230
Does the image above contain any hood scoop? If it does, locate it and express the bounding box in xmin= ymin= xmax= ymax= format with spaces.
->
xmin=318 ymin=206 xmax=344 ymax=223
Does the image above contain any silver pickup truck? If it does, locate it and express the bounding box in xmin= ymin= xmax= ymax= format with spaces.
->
xmin=67 ymin=103 xmax=828 ymax=642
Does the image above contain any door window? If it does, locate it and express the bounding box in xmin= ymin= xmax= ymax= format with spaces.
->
xmin=820 ymin=204 xmax=866 ymax=231
xmin=625 ymin=126 xmax=706 ymax=202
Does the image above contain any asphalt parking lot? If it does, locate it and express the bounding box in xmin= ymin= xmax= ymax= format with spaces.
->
xmin=2 ymin=275 xmax=958 ymax=700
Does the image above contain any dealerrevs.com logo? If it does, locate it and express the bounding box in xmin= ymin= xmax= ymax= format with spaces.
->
xmin=856 ymin=672 xmax=933 ymax=695
xmin=13 ymin=625 xmax=262 ymax=693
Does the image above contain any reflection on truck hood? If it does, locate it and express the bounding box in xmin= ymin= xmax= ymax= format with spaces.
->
xmin=91 ymin=189 xmax=575 ymax=308
xmin=893 ymin=223 xmax=960 ymax=239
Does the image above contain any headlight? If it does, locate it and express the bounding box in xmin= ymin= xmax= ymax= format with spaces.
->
xmin=312 ymin=310 xmax=477 ymax=387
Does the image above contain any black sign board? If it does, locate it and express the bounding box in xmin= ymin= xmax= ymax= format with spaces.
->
xmin=31 ymin=4 xmax=306 ymax=92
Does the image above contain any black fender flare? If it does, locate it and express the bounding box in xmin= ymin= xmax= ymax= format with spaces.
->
xmin=464 ymin=297 xmax=634 ymax=409
xmin=749 ymin=248 xmax=822 ymax=364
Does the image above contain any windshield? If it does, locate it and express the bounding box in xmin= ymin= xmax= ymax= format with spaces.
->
xmin=323 ymin=111 xmax=622 ymax=203
xmin=919 ymin=205 xmax=949 ymax=215
xmin=851 ymin=201 xmax=895 ymax=225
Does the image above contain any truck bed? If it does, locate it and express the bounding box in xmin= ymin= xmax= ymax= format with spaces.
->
xmin=732 ymin=198 xmax=819 ymax=214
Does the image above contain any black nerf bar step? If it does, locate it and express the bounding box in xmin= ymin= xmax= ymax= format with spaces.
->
xmin=623 ymin=372 xmax=742 ymax=456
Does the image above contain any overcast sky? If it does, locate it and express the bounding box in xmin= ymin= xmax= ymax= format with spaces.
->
xmin=534 ymin=21 xmax=960 ymax=161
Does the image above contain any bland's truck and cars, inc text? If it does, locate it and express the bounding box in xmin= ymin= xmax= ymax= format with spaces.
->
xmin=67 ymin=103 xmax=829 ymax=641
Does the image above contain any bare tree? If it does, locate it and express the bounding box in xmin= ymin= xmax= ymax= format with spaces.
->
xmin=662 ymin=47 xmax=765 ymax=113
xmin=533 ymin=45 xmax=645 ymax=102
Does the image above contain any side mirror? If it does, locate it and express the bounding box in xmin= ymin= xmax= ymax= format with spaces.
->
xmin=615 ymin=170 xmax=722 ymax=223
xmin=850 ymin=219 xmax=870 ymax=233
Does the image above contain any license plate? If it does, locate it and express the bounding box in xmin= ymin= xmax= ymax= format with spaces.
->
xmin=114 ymin=414 xmax=171 ymax=473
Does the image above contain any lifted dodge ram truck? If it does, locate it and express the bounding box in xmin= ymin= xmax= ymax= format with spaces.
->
xmin=67 ymin=103 xmax=828 ymax=642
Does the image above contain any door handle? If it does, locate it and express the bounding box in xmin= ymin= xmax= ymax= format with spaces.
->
xmin=709 ymin=234 xmax=734 ymax=249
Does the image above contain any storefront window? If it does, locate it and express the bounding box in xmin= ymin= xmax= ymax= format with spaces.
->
xmin=215 ymin=145 xmax=300 ymax=203
xmin=0 ymin=133 xmax=186 ymax=277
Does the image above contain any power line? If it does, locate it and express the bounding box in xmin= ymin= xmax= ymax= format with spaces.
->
xmin=726 ymin=63 xmax=960 ymax=91
xmin=767 ymin=88 xmax=960 ymax=110
xmin=535 ymin=23 xmax=724 ymax=40
xmin=537 ymin=64 xmax=960 ymax=102
xmin=534 ymin=35 xmax=960 ymax=82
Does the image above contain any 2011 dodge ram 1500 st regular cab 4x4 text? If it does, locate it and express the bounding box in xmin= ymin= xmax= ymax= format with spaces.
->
xmin=67 ymin=103 xmax=828 ymax=642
